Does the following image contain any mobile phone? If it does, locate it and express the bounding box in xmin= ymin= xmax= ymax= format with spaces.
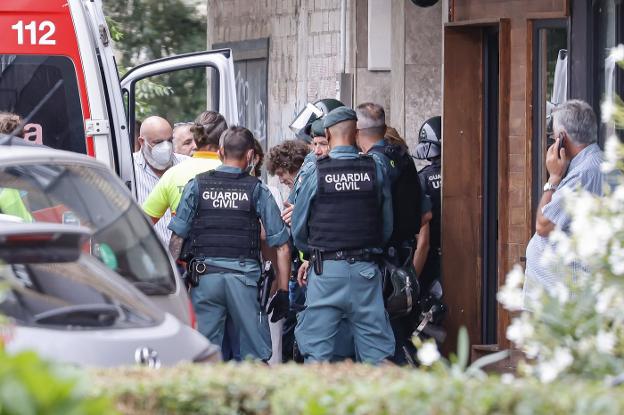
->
xmin=557 ymin=133 xmax=566 ymax=157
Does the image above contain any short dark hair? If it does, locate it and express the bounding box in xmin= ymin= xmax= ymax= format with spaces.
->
xmin=191 ymin=111 xmax=228 ymax=150
xmin=266 ymin=140 xmax=310 ymax=175
xmin=219 ymin=126 xmax=255 ymax=159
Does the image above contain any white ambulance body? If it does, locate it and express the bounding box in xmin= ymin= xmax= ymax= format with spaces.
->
xmin=0 ymin=0 xmax=238 ymax=193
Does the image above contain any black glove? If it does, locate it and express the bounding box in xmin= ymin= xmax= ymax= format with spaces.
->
xmin=267 ymin=289 xmax=289 ymax=323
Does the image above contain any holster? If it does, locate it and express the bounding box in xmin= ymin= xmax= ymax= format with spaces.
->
xmin=185 ymin=259 xmax=208 ymax=288
xmin=310 ymin=249 xmax=323 ymax=275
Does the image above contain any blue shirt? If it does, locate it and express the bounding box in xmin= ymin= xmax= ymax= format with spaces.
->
xmin=168 ymin=165 xmax=289 ymax=276
xmin=291 ymin=145 xmax=393 ymax=254
xmin=287 ymin=151 xmax=317 ymax=204
xmin=524 ymin=143 xmax=604 ymax=303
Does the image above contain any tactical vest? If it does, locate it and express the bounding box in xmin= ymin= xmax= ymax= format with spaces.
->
xmin=369 ymin=143 xmax=422 ymax=244
xmin=308 ymin=155 xmax=382 ymax=251
xmin=187 ymin=170 xmax=261 ymax=261
xmin=419 ymin=160 xmax=441 ymax=249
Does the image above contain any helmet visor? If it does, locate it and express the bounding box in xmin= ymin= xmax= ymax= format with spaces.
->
xmin=289 ymin=102 xmax=324 ymax=142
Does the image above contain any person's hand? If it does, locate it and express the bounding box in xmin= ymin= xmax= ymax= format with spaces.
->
xmin=297 ymin=260 xmax=309 ymax=286
xmin=546 ymin=135 xmax=569 ymax=185
xmin=267 ymin=289 xmax=289 ymax=322
xmin=282 ymin=202 xmax=294 ymax=226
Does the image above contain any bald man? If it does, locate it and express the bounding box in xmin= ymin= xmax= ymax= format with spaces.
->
xmin=134 ymin=115 xmax=189 ymax=244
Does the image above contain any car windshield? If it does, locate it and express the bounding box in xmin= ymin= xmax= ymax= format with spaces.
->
xmin=0 ymin=257 xmax=161 ymax=329
xmin=0 ymin=162 xmax=176 ymax=295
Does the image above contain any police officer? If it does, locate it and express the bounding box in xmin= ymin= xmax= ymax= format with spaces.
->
xmin=415 ymin=116 xmax=442 ymax=291
xmin=168 ymin=126 xmax=291 ymax=361
xmin=292 ymin=107 xmax=395 ymax=364
xmin=355 ymin=102 xmax=432 ymax=365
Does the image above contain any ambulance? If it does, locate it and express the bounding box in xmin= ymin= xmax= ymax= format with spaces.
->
xmin=0 ymin=0 xmax=238 ymax=193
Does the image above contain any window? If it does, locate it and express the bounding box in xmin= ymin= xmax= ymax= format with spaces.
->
xmin=532 ymin=20 xmax=568 ymax=216
xmin=133 ymin=66 xmax=216 ymax=125
xmin=0 ymin=260 xmax=160 ymax=329
xmin=593 ymin=0 xmax=623 ymax=142
xmin=0 ymin=55 xmax=85 ymax=153
xmin=0 ymin=163 xmax=177 ymax=296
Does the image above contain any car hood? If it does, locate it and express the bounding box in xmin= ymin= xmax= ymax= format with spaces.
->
xmin=4 ymin=313 xmax=218 ymax=367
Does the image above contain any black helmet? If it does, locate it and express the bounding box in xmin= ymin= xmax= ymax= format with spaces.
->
xmin=415 ymin=116 xmax=441 ymax=160
xmin=289 ymin=98 xmax=344 ymax=142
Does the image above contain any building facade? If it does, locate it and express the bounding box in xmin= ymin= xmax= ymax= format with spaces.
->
xmin=206 ymin=0 xmax=443 ymax=154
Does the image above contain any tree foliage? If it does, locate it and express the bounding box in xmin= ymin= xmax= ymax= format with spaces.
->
xmin=104 ymin=0 xmax=208 ymax=123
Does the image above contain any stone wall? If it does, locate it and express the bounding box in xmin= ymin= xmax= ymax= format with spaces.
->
xmin=207 ymin=0 xmax=443 ymax=155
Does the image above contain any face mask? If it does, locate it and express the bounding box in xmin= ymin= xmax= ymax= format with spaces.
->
xmin=143 ymin=140 xmax=173 ymax=170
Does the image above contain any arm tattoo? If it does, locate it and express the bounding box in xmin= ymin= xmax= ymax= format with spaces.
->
xmin=169 ymin=234 xmax=184 ymax=259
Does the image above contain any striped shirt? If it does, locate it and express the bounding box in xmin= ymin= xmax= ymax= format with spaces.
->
xmin=133 ymin=150 xmax=189 ymax=245
xmin=524 ymin=143 xmax=604 ymax=305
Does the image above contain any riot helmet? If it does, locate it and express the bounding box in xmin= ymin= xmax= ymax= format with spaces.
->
xmin=415 ymin=116 xmax=441 ymax=160
xmin=289 ymin=98 xmax=344 ymax=142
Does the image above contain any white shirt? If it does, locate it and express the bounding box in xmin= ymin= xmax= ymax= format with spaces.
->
xmin=133 ymin=150 xmax=188 ymax=245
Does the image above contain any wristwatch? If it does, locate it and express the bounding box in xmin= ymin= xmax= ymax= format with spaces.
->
xmin=543 ymin=182 xmax=557 ymax=192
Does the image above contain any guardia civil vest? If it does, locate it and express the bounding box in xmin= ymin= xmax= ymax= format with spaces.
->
xmin=308 ymin=155 xmax=382 ymax=251
xmin=187 ymin=170 xmax=261 ymax=261
xmin=419 ymin=159 xmax=441 ymax=249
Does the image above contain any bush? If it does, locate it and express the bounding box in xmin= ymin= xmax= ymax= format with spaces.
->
xmin=91 ymin=363 xmax=624 ymax=415
xmin=0 ymin=349 xmax=113 ymax=415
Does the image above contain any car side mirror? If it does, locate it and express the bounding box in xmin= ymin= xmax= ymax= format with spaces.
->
xmin=0 ymin=223 xmax=91 ymax=264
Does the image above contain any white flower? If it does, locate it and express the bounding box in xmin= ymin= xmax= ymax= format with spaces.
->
xmin=507 ymin=317 xmax=534 ymax=346
xmin=608 ymin=241 xmax=624 ymax=275
xmin=524 ymin=342 xmax=540 ymax=359
xmin=602 ymin=100 xmax=616 ymax=123
xmin=506 ymin=265 xmax=525 ymax=287
xmin=501 ymin=373 xmax=515 ymax=385
xmin=577 ymin=337 xmax=593 ymax=354
xmin=596 ymin=286 xmax=617 ymax=314
xmin=551 ymin=282 xmax=570 ymax=304
xmin=417 ymin=341 xmax=440 ymax=366
xmin=610 ymin=44 xmax=624 ymax=62
xmin=497 ymin=267 xmax=525 ymax=311
xmin=538 ymin=361 xmax=560 ymax=383
xmin=596 ymin=330 xmax=616 ymax=354
xmin=602 ymin=135 xmax=621 ymax=173
xmin=553 ymin=347 xmax=573 ymax=369
xmin=538 ymin=348 xmax=574 ymax=383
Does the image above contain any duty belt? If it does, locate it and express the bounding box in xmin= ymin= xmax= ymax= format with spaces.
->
xmin=310 ymin=249 xmax=376 ymax=275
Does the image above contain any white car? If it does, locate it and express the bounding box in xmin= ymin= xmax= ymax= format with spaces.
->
xmin=0 ymin=222 xmax=220 ymax=367
xmin=0 ymin=143 xmax=193 ymax=326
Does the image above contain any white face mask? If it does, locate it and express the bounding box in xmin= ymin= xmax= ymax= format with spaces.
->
xmin=143 ymin=140 xmax=173 ymax=170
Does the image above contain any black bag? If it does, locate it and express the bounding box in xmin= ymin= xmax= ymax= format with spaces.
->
xmin=381 ymin=257 xmax=420 ymax=318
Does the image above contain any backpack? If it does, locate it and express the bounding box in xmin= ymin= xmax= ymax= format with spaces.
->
xmin=369 ymin=144 xmax=423 ymax=243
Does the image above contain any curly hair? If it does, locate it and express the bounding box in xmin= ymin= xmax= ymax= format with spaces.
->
xmin=266 ymin=140 xmax=310 ymax=176
xmin=0 ymin=112 xmax=23 ymax=137
xmin=190 ymin=111 xmax=228 ymax=150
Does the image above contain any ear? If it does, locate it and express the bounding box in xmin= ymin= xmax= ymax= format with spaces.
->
xmin=218 ymin=148 xmax=225 ymax=161
xmin=247 ymin=149 xmax=255 ymax=162
xmin=138 ymin=136 xmax=145 ymax=148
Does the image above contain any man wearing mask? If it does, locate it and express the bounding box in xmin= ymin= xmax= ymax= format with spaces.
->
xmin=134 ymin=115 xmax=188 ymax=244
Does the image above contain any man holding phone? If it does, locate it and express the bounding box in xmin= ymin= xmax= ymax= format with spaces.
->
xmin=523 ymin=100 xmax=605 ymax=307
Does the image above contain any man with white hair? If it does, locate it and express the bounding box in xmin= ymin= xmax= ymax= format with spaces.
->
xmin=524 ymin=99 xmax=605 ymax=305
